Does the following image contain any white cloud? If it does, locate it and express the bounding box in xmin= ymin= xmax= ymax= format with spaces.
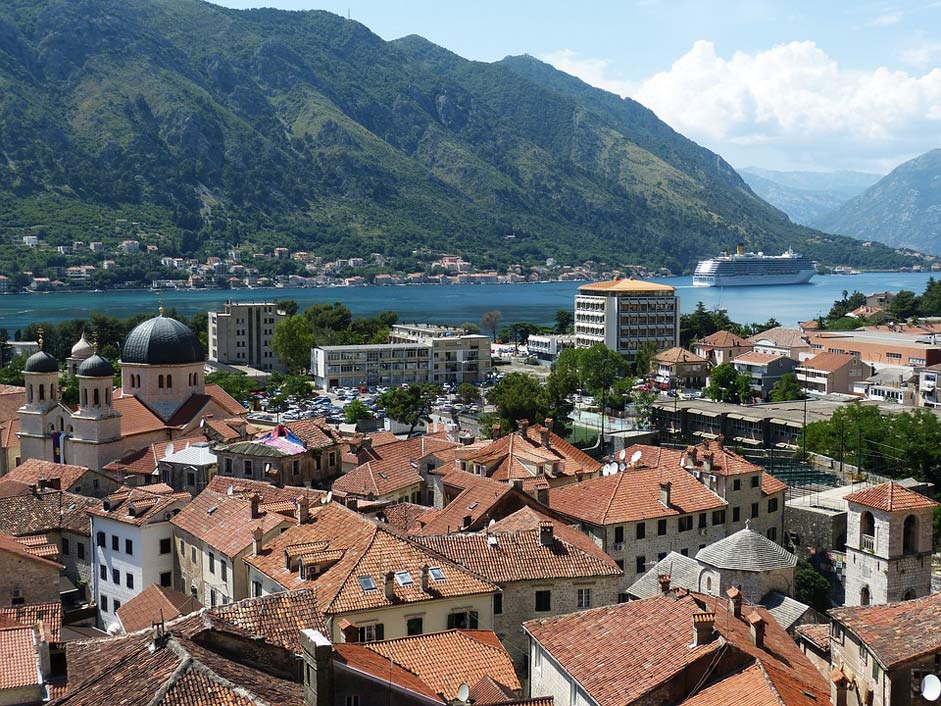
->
xmin=543 ymin=40 xmax=941 ymax=171
xmin=539 ymin=49 xmax=637 ymax=98
xmin=869 ymin=11 xmax=902 ymax=26
xmin=902 ymin=41 xmax=941 ymax=67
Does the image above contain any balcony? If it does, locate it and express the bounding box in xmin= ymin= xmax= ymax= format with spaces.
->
xmin=860 ymin=534 xmax=875 ymax=553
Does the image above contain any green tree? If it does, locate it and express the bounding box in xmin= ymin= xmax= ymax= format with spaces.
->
xmin=271 ymin=315 xmax=315 ymax=373
xmin=542 ymin=365 xmax=579 ymax=427
xmin=801 ymin=403 xmax=887 ymax=473
xmin=0 ymin=354 xmax=26 ymax=386
xmin=554 ymin=309 xmax=573 ymax=334
xmin=276 ymin=300 xmax=299 ymax=316
xmin=480 ymin=310 xmax=502 ymax=341
xmin=888 ymin=290 xmax=918 ymax=320
xmin=769 ymin=373 xmax=804 ymax=402
xmin=456 ymin=382 xmax=481 ymax=404
xmin=633 ymin=341 xmax=659 ymax=377
xmin=705 ymin=362 xmax=752 ymax=403
xmin=794 ymin=560 xmax=830 ymax=613
xmin=205 ymin=371 xmax=263 ymax=401
xmin=487 ymin=372 xmax=547 ymax=430
xmin=378 ymin=383 xmax=442 ymax=437
xmin=459 ymin=322 xmax=482 ymax=334
xmin=59 ymin=373 xmax=79 ymax=406
xmin=632 ymin=388 xmax=659 ymax=429
xmin=343 ymin=399 xmax=374 ymax=424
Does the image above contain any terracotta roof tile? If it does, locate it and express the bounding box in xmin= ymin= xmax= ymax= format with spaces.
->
xmin=285 ymin=417 xmax=344 ymax=449
xmin=377 ymin=502 xmax=432 ymax=533
xmin=117 ymin=585 xmax=203 ymax=634
xmin=680 ymin=661 xmax=826 ymax=706
xmin=5 ymin=459 xmax=91 ymax=492
xmin=524 ymin=592 xmax=827 ymax=706
xmin=244 ymin=503 xmax=496 ymax=615
xmin=761 ymin=473 xmax=788 ymax=496
xmin=795 ymin=623 xmax=831 ymax=652
xmin=797 ymin=352 xmax=858 ymax=373
xmin=697 ymin=330 xmax=752 ymax=348
xmin=0 ymin=489 xmax=96 ymax=537
xmin=197 ymin=589 xmax=325 ymax=652
xmin=655 ymin=347 xmax=709 ymax=365
xmin=413 ymin=470 xmax=512 ymax=536
xmin=844 ymin=481 xmax=938 ymax=512
xmin=733 ymin=351 xmax=786 ymax=366
xmin=0 ymin=625 xmax=41 ymax=690
xmin=112 ymin=395 xmax=168 ymax=436
xmin=579 ymin=278 xmax=674 ymax=293
xmin=0 ymin=530 xmax=64 ymax=570
xmin=747 ymin=327 xmax=809 ymax=349
xmin=829 ymin=592 xmax=941 ymax=668
xmin=88 ymin=485 xmax=190 ymax=526
xmin=415 ymin=507 xmax=620 ymax=583
xmin=0 ymin=388 xmax=24 ymax=424
xmin=0 ymin=602 xmax=62 ymax=643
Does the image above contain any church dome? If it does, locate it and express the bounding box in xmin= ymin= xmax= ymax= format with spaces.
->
xmin=122 ymin=314 xmax=204 ymax=366
xmin=24 ymin=350 xmax=59 ymax=374
xmin=70 ymin=333 xmax=95 ymax=360
xmin=77 ymin=353 xmax=115 ymax=378
xmin=695 ymin=526 xmax=797 ymax=572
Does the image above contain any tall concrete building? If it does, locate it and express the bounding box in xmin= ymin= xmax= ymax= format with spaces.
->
xmin=574 ymin=278 xmax=678 ymax=360
xmin=208 ymin=301 xmax=288 ymax=373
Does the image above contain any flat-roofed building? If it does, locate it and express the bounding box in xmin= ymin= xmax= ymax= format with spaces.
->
xmin=808 ymin=329 xmax=941 ymax=370
xmin=574 ymin=278 xmax=678 ymax=361
xmin=208 ymin=301 xmax=288 ymax=373
xmin=732 ymin=351 xmax=798 ymax=400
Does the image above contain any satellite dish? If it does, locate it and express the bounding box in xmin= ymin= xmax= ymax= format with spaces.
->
xmin=602 ymin=462 xmax=618 ymax=476
xmin=226 ymin=484 xmax=234 ymax=496
xmin=199 ymin=418 xmax=206 ymax=429
xmin=923 ymin=674 xmax=941 ymax=702
xmin=618 ymin=462 xmax=626 ymax=472
xmin=165 ymin=443 xmax=174 ymax=458
xmin=457 ymin=684 xmax=470 ymax=703
xmin=488 ymin=518 xmax=496 ymax=527
xmin=322 ymin=490 xmax=333 ymax=505
xmin=106 ymin=623 xmax=123 ymax=636
xmin=619 ymin=449 xmax=626 ymax=461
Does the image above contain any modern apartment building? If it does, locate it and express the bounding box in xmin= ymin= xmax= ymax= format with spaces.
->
xmin=310 ymin=331 xmax=491 ymax=391
xmin=807 ymin=329 xmax=941 ymax=370
xmin=208 ymin=301 xmax=288 ymax=372
xmin=574 ymin=278 xmax=678 ymax=360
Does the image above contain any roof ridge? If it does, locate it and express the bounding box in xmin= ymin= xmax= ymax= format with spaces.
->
xmin=600 ymin=472 xmax=625 ymax=525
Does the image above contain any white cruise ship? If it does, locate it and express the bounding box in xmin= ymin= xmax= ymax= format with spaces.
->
xmin=693 ymin=245 xmax=816 ymax=287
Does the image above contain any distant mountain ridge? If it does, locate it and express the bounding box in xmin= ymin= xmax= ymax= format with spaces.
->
xmin=814 ymin=150 xmax=941 ymax=255
xmin=738 ymin=167 xmax=882 ymax=226
xmin=0 ymin=0 xmax=913 ymax=275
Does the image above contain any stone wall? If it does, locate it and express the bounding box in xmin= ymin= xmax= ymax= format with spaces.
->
xmin=0 ymin=550 xmax=60 ymax=606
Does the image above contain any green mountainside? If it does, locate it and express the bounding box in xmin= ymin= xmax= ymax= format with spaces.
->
xmin=814 ymin=150 xmax=941 ymax=255
xmin=0 ymin=0 xmax=913 ymax=276
xmin=738 ymin=167 xmax=881 ymax=226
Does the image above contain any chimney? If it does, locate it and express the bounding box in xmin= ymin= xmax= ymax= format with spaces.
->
xmin=541 ymin=419 xmax=553 ymax=448
xmin=296 ymin=495 xmax=310 ymax=525
xmin=301 ymin=629 xmax=335 ymax=706
xmin=658 ymin=574 xmax=672 ymax=595
xmin=716 ymin=434 xmax=725 ymax=450
xmin=659 ymin=481 xmax=672 ymax=508
xmin=688 ymin=446 xmax=698 ymax=464
xmin=248 ymin=493 xmax=261 ymax=519
xmin=421 ymin=564 xmax=430 ymax=591
xmin=519 ymin=419 xmax=529 ymax=437
xmin=692 ymin=612 xmax=716 ymax=646
xmin=702 ymin=452 xmax=713 ymax=473
xmin=251 ymin=526 xmax=264 ymax=556
xmin=727 ymin=586 xmax=742 ymax=618
xmin=384 ymin=571 xmax=396 ymax=601
xmin=536 ymin=487 xmax=549 ymax=506
xmin=539 ymin=520 xmax=554 ymax=546
xmin=747 ymin=612 xmax=766 ymax=649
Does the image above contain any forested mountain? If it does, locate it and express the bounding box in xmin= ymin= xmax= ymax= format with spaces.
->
xmin=738 ymin=168 xmax=881 ymax=226
xmin=814 ymin=150 xmax=941 ymax=255
xmin=0 ymin=0 xmax=914 ymax=273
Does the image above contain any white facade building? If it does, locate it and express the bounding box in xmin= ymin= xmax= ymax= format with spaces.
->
xmin=208 ymin=301 xmax=288 ymax=373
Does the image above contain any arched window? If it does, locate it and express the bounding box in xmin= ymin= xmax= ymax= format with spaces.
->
xmin=860 ymin=511 xmax=875 ymax=551
xmin=193 ymin=373 xmax=198 ymax=386
xmin=82 ymin=389 xmax=87 ymax=407
xmin=38 ymin=385 xmax=44 ymax=401
xmin=158 ymin=375 xmax=164 ymax=389
xmin=58 ymin=417 xmax=64 ymax=431
xmin=903 ymin=589 xmax=916 ymax=601
xmin=903 ymin=515 xmax=918 ymax=554
xmin=105 ymin=388 xmax=111 ymax=405
xmin=50 ymin=383 xmax=56 ymax=400
xmin=705 ymin=576 xmax=713 ymax=593
xmin=860 ymin=585 xmax=870 ymax=606
xmin=67 ymin=425 xmax=73 ymax=434
xmin=166 ymin=374 xmax=172 ymax=388
xmin=93 ymin=389 xmax=100 ymax=407
xmin=28 ymin=385 xmax=33 ymax=403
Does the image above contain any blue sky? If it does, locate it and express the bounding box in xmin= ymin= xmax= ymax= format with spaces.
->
xmin=211 ymin=1 xmax=941 ymax=173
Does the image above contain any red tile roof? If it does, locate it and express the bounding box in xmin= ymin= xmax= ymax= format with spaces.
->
xmin=732 ymin=351 xmax=786 ymax=366
xmin=697 ymin=330 xmax=752 ymax=348
xmin=0 ymin=489 xmax=97 ymax=537
xmin=797 ymin=351 xmax=859 ymax=373
xmin=548 ymin=463 xmax=725 ymax=526
xmin=525 ymin=592 xmax=827 ymax=706
xmin=680 ymin=661 xmax=824 ymax=706
xmin=284 ymin=417 xmax=344 ymax=450
xmin=88 ymin=485 xmax=190 ymax=526
xmin=0 ymin=602 xmax=62 ymax=643
xmin=5 ymin=459 xmax=91 ymax=492
xmin=244 ymin=503 xmax=497 ymax=615
xmin=655 ymin=347 xmax=709 ymax=365
xmin=413 ymin=470 xmax=513 ymax=536
xmin=0 ymin=531 xmax=64 ymax=570
xmin=0 ymin=625 xmax=41 ymax=691
xmin=112 ymin=395 xmax=168 ymax=437
xmin=337 ymin=630 xmax=519 ymax=701
xmin=844 ymin=482 xmax=938 ymax=512
xmin=117 ymin=585 xmax=202 ymax=634
xmin=795 ymin=623 xmax=831 ymax=652
xmin=829 ymin=592 xmax=941 ymax=668
xmin=376 ymin=502 xmax=432 ymax=533
xmin=415 ymin=507 xmax=620 ymax=583
xmin=760 ymin=473 xmax=788 ymax=497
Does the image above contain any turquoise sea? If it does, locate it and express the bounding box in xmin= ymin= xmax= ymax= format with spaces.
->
xmin=0 ymin=272 xmax=937 ymax=332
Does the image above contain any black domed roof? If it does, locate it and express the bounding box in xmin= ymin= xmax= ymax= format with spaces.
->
xmin=24 ymin=350 xmax=59 ymax=374
xmin=122 ymin=315 xmax=204 ymax=365
xmin=77 ymin=353 xmax=114 ymax=378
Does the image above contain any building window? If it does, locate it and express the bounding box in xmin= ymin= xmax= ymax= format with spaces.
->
xmin=406 ymin=617 xmax=423 ymax=635
xmin=657 ymin=519 xmax=667 ymax=536
xmin=100 ymin=595 xmax=108 ymax=613
xmin=751 ymin=475 xmax=760 ymax=488
xmin=614 ymin=526 xmax=624 ymax=544
xmin=698 ymin=513 xmax=707 ymax=529
xmin=535 ymin=590 xmax=552 ymax=612
xmin=126 ymin=573 xmax=134 ymax=589
xmin=112 ymin=569 xmax=119 ymax=584
xmin=357 ymin=623 xmax=385 ymax=642
xmin=712 ymin=510 xmax=726 ymax=525
xmin=77 ymin=542 xmax=85 ymax=560
xmin=494 ymin=592 xmax=503 ymax=615
xmin=62 ymin=538 xmax=70 ymax=555
xmin=125 ymin=539 xmax=133 ymax=556
xmin=114 ymin=599 xmax=121 ymax=611
xmin=180 ymin=538 xmax=185 ymax=553
xmin=751 ymin=502 xmax=759 ymax=518
xmin=100 ymin=565 xmax=107 ymax=581
xmin=209 ymin=553 xmax=215 ymax=574
xmin=681 ymin=548 xmax=689 ymax=556
xmin=97 ymin=532 xmax=105 ymax=547
xmin=577 ymin=588 xmax=592 ymax=608
xmin=160 ymin=572 xmax=172 ymax=587
xmin=244 ymin=460 xmax=253 ymax=477
xmin=252 ymin=581 xmax=262 ymax=598
xmin=447 ymin=611 xmax=479 ymax=629
xmin=678 ymin=516 xmax=693 ymax=532
xmin=158 ymin=375 xmax=164 ymax=389
xmin=636 ymin=522 xmax=645 ymax=539
xmin=225 ymin=458 xmax=233 ymax=474
xmin=636 ymin=555 xmax=646 ymax=574
xmin=767 ymin=527 xmax=777 ymax=541
xmin=733 ymin=479 xmax=741 ymax=491
xmin=111 ymin=535 xmax=119 ymax=551
xmin=210 ymin=589 xmax=216 ymax=607
xmin=768 ymin=498 xmax=779 ymax=513
xmin=346 ymin=697 xmax=360 ymax=706
xmin=160 ymin=538 xmax=171 ymax=554
xmin=221 ymin=561 xmax=227 ymax=582
xmin=658 ymin=552 xmax=666 ymax=561
xmin=191 ymin=546 xmax=196 ymax=563
xmin=733 ymin=507 xmax=741 ymax=522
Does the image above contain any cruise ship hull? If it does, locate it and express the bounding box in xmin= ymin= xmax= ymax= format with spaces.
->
xmin=692 ymin=270 xmax=816 ymax=287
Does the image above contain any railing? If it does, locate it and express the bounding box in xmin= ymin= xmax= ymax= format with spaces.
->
xmin=860 ymin=534 xmax=875 ymax=553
